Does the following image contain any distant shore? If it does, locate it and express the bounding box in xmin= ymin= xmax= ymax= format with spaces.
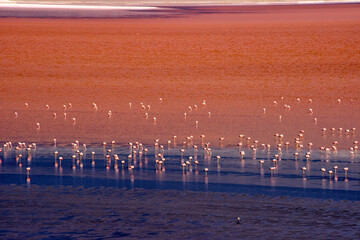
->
xmin=1 ymin=0 xmax=360 ymax=7
xmin=0 ymin=0 xmax=360 ymax=18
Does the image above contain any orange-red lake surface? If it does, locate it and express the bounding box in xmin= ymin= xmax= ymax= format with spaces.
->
xmin=0 ymin=4 xmax=359 ymax=148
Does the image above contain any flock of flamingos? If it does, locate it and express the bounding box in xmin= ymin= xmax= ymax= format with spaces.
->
xmin=2 ymin=97 xmax=359 ymax=184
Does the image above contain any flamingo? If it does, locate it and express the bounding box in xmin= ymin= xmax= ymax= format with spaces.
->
xmin=194 ymin=160 xmax=199 ymax=170
xmin=91 ymin=151 xmax=95 ymax=165
xmin=344 ymin=167 xmax=349 ymax=179
xmin=301 ymin=167 xmax=307 ymax=177
xmin=58 ymin=157 xmax=63 ymax=168
xmin=269 ymin=167 xmax=276 ymax=177
xmin=272 ymin=159 xmax=277 ymax=167
xmin=181 ymin=163 xmax=186 ymax=173
xmin=321 ymin=168 xmax=326 ymax=178
xmin=92 ymin=103 xmax=98 ymax=111
xmin=18 ymin=154 xmax=23 ymax=167
xmin=26 ymin=167 xmax=30 ymax=181
xmin=202 ymin=100 xmax=206 ymax=107
xmin=328 ymin=170 xmax=333 ymax=179
xmin=308 ymin=143 xmax=313 ymax=150
xmin=240 ymin=151 xmax=245 ymax=160
xmin=259 ymin=160 xmax=264 ymax=167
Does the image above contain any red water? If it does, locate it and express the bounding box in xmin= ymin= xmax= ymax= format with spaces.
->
xmin=0 ymin=4 xmax=359 ymax=148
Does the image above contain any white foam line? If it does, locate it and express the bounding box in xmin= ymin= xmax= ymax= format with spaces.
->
xmin=0 ymin=3 xmax=159 ymax=10
xmin=297 ymin=0 xmax=358 ymax=3
xmin=231 ymin=0 xmax=360 ymax=5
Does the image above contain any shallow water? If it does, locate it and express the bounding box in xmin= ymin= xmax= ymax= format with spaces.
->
xmin=1 ymin=143 xmax=359 ymax=201
xmin=1 ymin=184 xmax=359 ymax=239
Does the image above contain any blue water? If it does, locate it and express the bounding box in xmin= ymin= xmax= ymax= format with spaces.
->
xmin=1 ymin=143 xmax=359 ymax=201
